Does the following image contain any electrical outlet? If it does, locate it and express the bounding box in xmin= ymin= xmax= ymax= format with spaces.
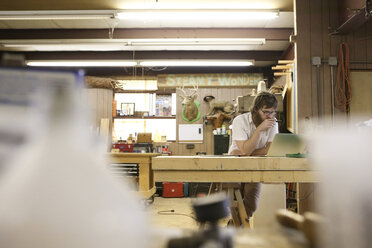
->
xmin=311 ymin=57 xmax=322 ymax=66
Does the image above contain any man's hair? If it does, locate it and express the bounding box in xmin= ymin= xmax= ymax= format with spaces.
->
xmin=250 ymin=91 xmax=278 ymax=113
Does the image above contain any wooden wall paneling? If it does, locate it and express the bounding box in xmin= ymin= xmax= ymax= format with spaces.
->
xmin=350 ymin=71 xmax=372 ymax=123
xmin=295 ymin=0 xmax=313 ymax=133
xmin=321 ymin=0 xmax=333 ymax=121
xmin=83 ymin=88 xmax=113 ymax=138
xmin=295 ymin=0 xmax=320 ymax=215
xmin=353 ymin=24 xmax=368 ymax=70
xmin=171 ymin=87 xmax=253 ymax=155
xmin=329 ymin=0 xmax=344 ymax=118
xmin=310 ymin=0 xmax=323 ymax=119
xmin=97 ymin=89 xmax=104 ymax=129
xmin=367 ymin=21 xmax=372 ymax=69
xmin=82 ymin=89 xmax=92 ymax=131
xmin=90 ymin=89 xmax=98 ymax=132
xmin=345 ymin=26 xmax=356 ymax=66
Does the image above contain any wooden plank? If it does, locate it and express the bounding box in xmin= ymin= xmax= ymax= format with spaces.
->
xmin=278 ymin=60 xmax=295 ymax=64
xmin=274 ymin=72 xmax=291 ymax=76
xmin=153 ymin=157 xmax=311 ymax=171
xmin=154 ymin=171 xmax=320 ymax=183
xmin=272 ymin=65 xmax=294 ymax=70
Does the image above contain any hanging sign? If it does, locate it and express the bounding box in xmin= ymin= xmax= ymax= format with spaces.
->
xmin=157 ymin=73 xmax=263 ymax=88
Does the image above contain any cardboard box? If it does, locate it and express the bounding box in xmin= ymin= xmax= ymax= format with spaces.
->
xmin=137 ymin=133 xmax=152 ymax=143
xmin=163 ymin=182 xmax=184 ymax=197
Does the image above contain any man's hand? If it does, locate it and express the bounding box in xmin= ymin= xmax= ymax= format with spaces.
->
xmin=256 ymin=118 xmax=276 ymax=132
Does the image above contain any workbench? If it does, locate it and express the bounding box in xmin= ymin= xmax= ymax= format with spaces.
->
xmin=152 ymin=155 xmax=319 ymax=228
xmin=109 ymin=153 xmax=160 ymax=199
xmin=152 ymin=156 xmax=318 ymax=183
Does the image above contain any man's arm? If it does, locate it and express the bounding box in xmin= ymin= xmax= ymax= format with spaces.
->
xmin=251 ymin=142 xmax=272 ymax=156
xmin=235 ymin=129 xmax=261 ymax=156
xmin=235 ymin=119 xmax=276 ymax=156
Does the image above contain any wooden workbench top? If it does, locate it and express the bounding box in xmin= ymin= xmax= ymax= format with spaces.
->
xmin=152 ymin=156 xmax=312 ymax=171
xmin=109 ymin=152 xmax=160 ymax=157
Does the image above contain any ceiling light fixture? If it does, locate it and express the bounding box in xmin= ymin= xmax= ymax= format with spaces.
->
xmin=26 ymin=60 xmax=137 ymax=67
xmin=0 ymin=10 xmax=116 ymax=20
xmin=2 ymin=38 xmax=266 ymax=52
xmin=117 ymin=9 xmax=279 ymax=20
xmin=25 ymin=60 xmax=254 ymax=67
xmin=139 ymin=60 xmax=254 ymax=67
xmin=128 ymin=38 xmax=266 ymax=46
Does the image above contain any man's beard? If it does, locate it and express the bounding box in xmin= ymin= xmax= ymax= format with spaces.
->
xmin=252 ymin=111 xmax=263 ymax=127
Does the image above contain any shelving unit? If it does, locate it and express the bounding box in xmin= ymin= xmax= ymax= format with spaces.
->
xmin=114 ymin=116 xmax=175 ymax=119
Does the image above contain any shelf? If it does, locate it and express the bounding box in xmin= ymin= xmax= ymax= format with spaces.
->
xmin=114 ymin=116 xmax=176 ymax=119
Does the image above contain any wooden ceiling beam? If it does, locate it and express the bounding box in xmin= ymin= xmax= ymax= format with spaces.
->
xmin=17 ymin=50 xmax=283 ymax=61
xmin=0 ymin=28 xmax=293 ymax=40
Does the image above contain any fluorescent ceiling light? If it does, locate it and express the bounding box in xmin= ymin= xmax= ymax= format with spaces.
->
xmin=128 ymin=38 xmax=265 ymax=46
xmin=1 ymin=38 xmax=266 ymax=51
xmin=139 ymin=60 xmax=254 ymax=67
xmin=25 ymin=60 xmax=254 ymax=67
xmin=117 ymin=9 xmax=279 ymax=20
xmin=2 ymin=38 xmax=265 ymax=47
xmin=26 ymin=60 xmax=137 ymax=67
xmin=0 ymin=10 xmax=115 ymax=20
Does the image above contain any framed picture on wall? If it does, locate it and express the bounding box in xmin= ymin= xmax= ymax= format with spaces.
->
xmin=120 ymin=103 xmax=135 ymax=116
xmin=155 ymin=94 xmax=172 ymax=117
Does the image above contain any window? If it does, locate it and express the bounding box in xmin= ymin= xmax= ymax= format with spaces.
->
xmin=114 ymin=118 xmax=176 ymax=141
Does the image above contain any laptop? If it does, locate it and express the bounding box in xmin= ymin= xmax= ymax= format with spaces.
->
xmin=267 ymin=133 xmax=306 ymax=157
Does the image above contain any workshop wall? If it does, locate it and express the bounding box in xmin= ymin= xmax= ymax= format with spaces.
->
xmin=295 ymin=0 xmax=372 ymax=215
xmin=295 ymin=0 xmax=372 ymax=132
xmin=169 ymin=87 xmax=252 ymax=156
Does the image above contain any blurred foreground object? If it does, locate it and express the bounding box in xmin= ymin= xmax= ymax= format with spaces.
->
xmin=168 ymin=193 xmax=233 ymax=248
xmin=311 ymin=118 xmax=372 ymax=248
xmin=0 ymin=68 xmax=148 ymax=248
xmin=276 ymin=209 xmax=325 ymax=247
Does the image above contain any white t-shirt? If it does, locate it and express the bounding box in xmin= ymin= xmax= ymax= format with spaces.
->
xmin=228 ymin=112 xmax=278 ymax=155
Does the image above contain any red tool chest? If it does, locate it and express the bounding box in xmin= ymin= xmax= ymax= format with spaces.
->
xmin=162 ymin=182 xmax=184 ymax=197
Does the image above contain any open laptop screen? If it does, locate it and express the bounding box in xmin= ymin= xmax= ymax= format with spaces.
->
xmin=267 ymin=133 xmax=306 ymax=157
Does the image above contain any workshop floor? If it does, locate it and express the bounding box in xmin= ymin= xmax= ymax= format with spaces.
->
xmin=147 ymin=196 xmax=230 ymax=230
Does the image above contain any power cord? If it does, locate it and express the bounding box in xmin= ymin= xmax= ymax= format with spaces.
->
xmin=157 ymin=210 xmax=197 ymax=221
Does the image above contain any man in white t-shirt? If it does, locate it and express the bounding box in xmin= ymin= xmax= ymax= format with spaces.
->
xmin=228 ymin=92 xmax=279 ymax=219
